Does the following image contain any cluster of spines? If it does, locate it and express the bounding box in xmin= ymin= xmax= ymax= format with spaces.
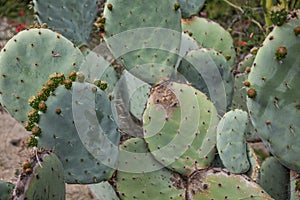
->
xmin=24 ymin=71 xmax=77 ymax=147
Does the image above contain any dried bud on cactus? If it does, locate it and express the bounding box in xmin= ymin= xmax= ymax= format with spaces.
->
xmin=28 ymin=96 xmax=41 ymax=110
xmin=38 ymin=101 xmax=47 ymax=113
xmin=24 ymin=121 xmax=34 ymax=131
xmin=107 ymin=3 xmax=113 ymax=11
xmin=64 ymin=79 xmax=72 ymax=90
xmin=31 ymin=125 xmax=41 ymax=136
xmin=243 ymin=80 xmax=251 ymax=87
xmin=25 ymin=136 xmax=38 ymax=147
xmin=68 ymin=71 xmax=77 ymax=81
xmin=294 ymin=26 xmax=300 ymax=36
xmin=247 ymin=88 xmax=257 ymax=98
xmin=275 ymin=46 xmax=287 ymax=60
xmin=174 ymin=2 xmax=180 ymax=10
xmin=22 ymin=161 xmax=31 ymax=170
xmin=27 ymin=109 xmax=40 ymax=123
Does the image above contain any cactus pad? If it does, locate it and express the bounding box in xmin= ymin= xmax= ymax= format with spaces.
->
xmin=36 ymin=83 xmax=120 ymax=183
xmin=12 ymin=150 xmax=65 ymax=200
xmin=104 ymin=0 xmax=182 ymax=84
xmin=247 ymin=16 xmax=300 ymax=172
xmin=0 ymin=181 xmax=14 ymax=200
xmin=217 ymin=109 xmax=250 ymax=173
xmin=188 ymin=168 xmax=273 ymax=199
xmin=33 ymin=0 xmax=98 ymax=46
xmin=143 ymin=81 xmax=218 ymax=176
xmin=177 ymin=0 xmax=206 ymax=18
xmin=182 ymin=17 xmax=236 ymax=67
xmin=177 ymin=48 xmax=234 ymax=114
xmin=0 ymin=28 xmax=83 ymax=123
xmin=258 ymin=157 xmax=290 ymax=200
xmin=89 ymin=181 xmax=119 ymax=200
xmin=117 ymin=138 xmax=186 ymax=200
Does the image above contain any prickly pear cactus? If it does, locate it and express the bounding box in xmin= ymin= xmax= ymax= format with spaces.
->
xmin=182 ymin=17 xmax=236 ymax=67
xmin=117 ymin=138 xmax=186 ymax=200
xmin=247 ymin=15 xmax=300 ymax=172
xmin=216 ymin=109 xmax=250 ymax=173
xmin=258 ymin=157 xmax=290 ymax=200
xmin=89 ymin=181 xmax=119 ymax=200
xmin=143 ymin=81 xmax=219 ymax=176
xmin=0 ymin=181 xmax=14 ymax=200
xmin=175 ymin=32 xmax=198 ymax=69
xmin=232 ymin=73 xmax=249 ymax=111
xmin=33 ymin=0 xmax=98 ymax=46
xmin=120 ymin=71 xmax=151 ymax=121
xmin=0 ymin=28 xmax=83 ymax=123
xmin=33 ymin=82 xmax=120 ymax=183
xmin=12 ymin=150 xmax=65 ymax=200
xmin=103 ymin=0 xmax=182 ymax=84
xmin=177 ymin=0 xmax=206 ymax=18
xmin=188 ymin=168 xmax=273 ymax=199
xmin=177 ymin=48 xmax=234 ymax=113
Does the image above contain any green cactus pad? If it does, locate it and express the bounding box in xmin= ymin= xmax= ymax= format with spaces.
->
xmin=117 ymin=138 xmax=185 ymax=200
xmin=258 ymin=157 xmax=290 ymax=200
xmin=177 ymin=0 xmax=206 ymax=18
xmin=89 ymin=181 xmax=119 ymax=200
xmin=182 ymin=17 xmax=236 ymax=67
xmin=143 ymin=81 xmax=219 ymax=176
xmin=175 ymin=32 xmax=199 ymax=69
xmin=246 ymin=16 xmax=300 ymax=172
xmin=36 ymin=83 xmax=120 ymax=183
xmin=188 ymin=168 xmax=273 ymax=199
xmin=232 ymin=73 xmax=248 ymax=111
xmin=217 ymin=109 xmax=250 ymax=173
xmin=103 ymin=0 xmax=182 ymax=84
xmin=33 ymin=0 xmax=98 ymax=46
xmin=237 ymin=53 xmax=255 ymax=74
xmin=0 ymin=181 xmax=14 ymax=200
xmin=121 ymin=71 xmax=151 ymax=121
xmin=12 ymin=150 xmax=65 ymax=200
xmin=77 ymin=49 xmax=119 ymax=95
xmin=0 ymin=28 xmax=83 ymax=123
xmin=177 ymin=48 xmax=234 ymax=114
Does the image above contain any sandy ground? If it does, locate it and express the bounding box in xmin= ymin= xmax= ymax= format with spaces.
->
xmin=0 ymin=111 xmax=97 ymax=200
